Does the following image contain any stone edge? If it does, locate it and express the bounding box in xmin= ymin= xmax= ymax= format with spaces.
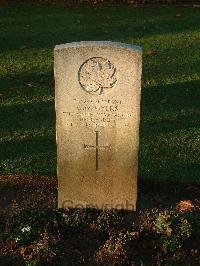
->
xmin=54 ymin=41 xmax=142 ymax=52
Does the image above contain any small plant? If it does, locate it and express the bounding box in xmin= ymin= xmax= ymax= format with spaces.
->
xmin=154 ymin=210 xmax=192 ymax=254
xmin=95 ymin=231 xmax=132 ymax=264
xmin=178 ymin=218 xmax=192 ymax=238
xmin=160 ymin=234 xmax=180 ymax=254
xmin=154 ymin=211 xmax=172 ymax=236
xmin=25 ymin=260 xmax=37 ymax=266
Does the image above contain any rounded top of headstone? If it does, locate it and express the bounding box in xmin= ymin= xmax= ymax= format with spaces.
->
xmin=54 ymin=41 xmax=142 ymax=52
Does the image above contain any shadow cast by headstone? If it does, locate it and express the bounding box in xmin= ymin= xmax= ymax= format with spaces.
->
xmin=137 ymin=178 xmax=200 ymax=211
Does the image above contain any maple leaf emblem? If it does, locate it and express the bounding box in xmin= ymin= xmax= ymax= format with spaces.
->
xmin=79 ymin=57 xmax=117 ymax=95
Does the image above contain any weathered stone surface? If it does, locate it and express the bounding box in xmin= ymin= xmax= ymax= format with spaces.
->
xmin=54 ymin=41 xmax=142 ymax=211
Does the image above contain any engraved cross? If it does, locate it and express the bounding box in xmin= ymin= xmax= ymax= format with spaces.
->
xmin=84 ymin=131 xmax=110 ymax=171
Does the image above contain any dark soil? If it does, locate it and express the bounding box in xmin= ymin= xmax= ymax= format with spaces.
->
xmin=0 ymin=174 xmax=199 ymax=213
xmin=0 ymin=175 xmax=199 ymax=265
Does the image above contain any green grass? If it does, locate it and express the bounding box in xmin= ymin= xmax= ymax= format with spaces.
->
xmin=0 ymin=3 xmax=200 ymax=181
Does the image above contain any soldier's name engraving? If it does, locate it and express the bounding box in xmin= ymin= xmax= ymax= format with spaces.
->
xmin=63 ymin=98 xmax=131 ymax=128
xmin=77 ymin=105 xmax=119 ymax=112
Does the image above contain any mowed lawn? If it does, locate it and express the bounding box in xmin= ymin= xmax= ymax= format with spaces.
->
xmin=0 ymin=3 xmax=200 ymax=182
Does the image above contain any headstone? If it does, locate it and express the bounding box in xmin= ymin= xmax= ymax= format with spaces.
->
xmin=54 ymin=41 xmax=142 ymax=211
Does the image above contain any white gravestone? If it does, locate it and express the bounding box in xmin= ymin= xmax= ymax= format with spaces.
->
xmin=54 ymin=41 xmax=142 ymax=211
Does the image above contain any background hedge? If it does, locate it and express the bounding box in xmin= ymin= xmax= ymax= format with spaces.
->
xmin=4 ymin=0 xmax=200 ymax=5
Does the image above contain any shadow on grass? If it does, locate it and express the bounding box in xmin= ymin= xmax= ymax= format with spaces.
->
xmin=137 ymin=178 xmax=200 ymax=210
xmin=1 ymin=79 xmax=200 ymax=180
xmin=0 ymin=4 xmax=200 ymax=52
xmin=1 ymin=100 xmax=55 ymax=133
xmin=140 ymin=79 xmax=200 ymax=135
